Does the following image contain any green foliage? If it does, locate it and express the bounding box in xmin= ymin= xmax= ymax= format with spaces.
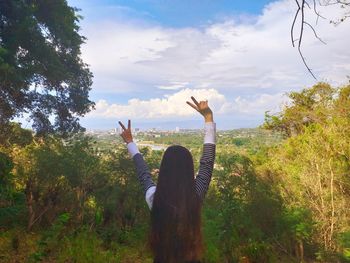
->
xmin=262 ymin=83 xmax=350 ymax=261
xmin=280 ymin=207 xmax=313 ymax=244
xmin=201 ymin=151 xmax=283 ymax=262
xmin=139 ymin=132 xmax=203 ymax=146
xmin=0 ymin=229 xmax=40 ymax=262
xmin=231 ymin=137 xmax=250 ymax=146
xmin=1 ymin=82 xmax=350 ymax=262
xmin=30 ymin=213 xmax=71 ymax=262
xmin=0 ymin=150 xmax=27 ymax=227
xmin=202 ymin=204 xmax=221 ymax=262
xmin=339 ymin=231 xmax=350 ymax=261
xmin=263 ymin=82 xmax=335 ymax=137
xmin=0 ymin=150 xmax=13 ymax=184
xmin=57 ymin=229 xmax=117 ymax=263
xmin=0 ymin=122 xmax=33 ymax=147
xmin=0 ymin=191 xmax=26 ymax=227
xmin=0 ymin=0 xmax=94 ymax=137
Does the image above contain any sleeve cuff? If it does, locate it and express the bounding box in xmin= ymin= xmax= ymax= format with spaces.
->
xmin=145 ymin=186 xmax=156 ymax=210
xmin=204 ymin=122 xmax=216 ymax=144
xmin=127 ymin=142 xmax=140 ymax=158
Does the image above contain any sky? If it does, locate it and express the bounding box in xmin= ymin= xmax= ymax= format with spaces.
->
xmin=67 ymin=0 xmax=350 ymax=130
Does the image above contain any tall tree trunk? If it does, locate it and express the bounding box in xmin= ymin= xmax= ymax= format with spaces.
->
xmin=298 ymin=240 xmax=304 ymax=263
xmin=328 ymin=158 xmax=335 ymax=248
xmin=76 ymin=187 xmax=86 ymax=222
xmin=315 ymin=161 xmax=325 ymax=210
xmin=25 ymin=181 xmax=35 ymax=231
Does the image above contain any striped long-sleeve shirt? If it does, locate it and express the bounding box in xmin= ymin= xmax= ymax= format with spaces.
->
xmin=127 ymin=122 xmax=216 ymax=209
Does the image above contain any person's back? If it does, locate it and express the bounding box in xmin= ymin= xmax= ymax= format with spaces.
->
xmin=119 ymin=96 xmax=216 ymax=263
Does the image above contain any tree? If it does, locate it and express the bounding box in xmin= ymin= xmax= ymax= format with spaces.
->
xmin=263 ymin=83 xmax=350 ymax=259
xmin=204 ymin=150 xmax=284 ymax=262
xmin=263 ymin=82 xmax=335 ymax=137
xmin=0 ymin=122 xmax=33 ymax=147
xmin=12 ymin=138 xmax=68 ymax=230
xmin=11 ymin=135 xmax=105 ymax=230
xmin=0 ymin=0 xmax=94 ymax=139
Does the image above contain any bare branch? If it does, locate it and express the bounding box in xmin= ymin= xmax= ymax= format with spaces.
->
xmin=298 ymin=45 xmax=317 ymax=80
xmin=299 ymin=0 xmax=318 ymax=79
xmin=291 ymin=0 xmax=301 ymax=47
xmin=319 ymin=0 xmax=350 ymax=6
xmin=330 ymin=14 xmax=350 ymax=24
xmin=291 ymin=0 xmax=330 ymax=79
xmin=304 ymin=21 xmax=327 ymax=44
xmin=305 ymin=0 xmax=312 ymax=9
xmin=298 ymin=0 xmax=306 ymax=49
xmin=313 ymin=0 xmax=326 ymax=24
xmin=292 ymin=0 xmax=349 ymax=79
xmin=293 ymin=38 xmax=300 ymax=44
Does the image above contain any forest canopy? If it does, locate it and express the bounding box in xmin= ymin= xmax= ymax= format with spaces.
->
xmin=0 ymin=0 xmax=94 ymax=141
xmin=1 ymin=83 xmax=350 ymax=262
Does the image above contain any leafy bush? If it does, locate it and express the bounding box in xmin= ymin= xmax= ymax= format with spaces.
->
xmin=58 ymin=229 xmax=116 ymax=263
xmin=339 ymin=231 xmax=350 ymax=262
xmin=30 ymin=213 xmax=71 ymax=262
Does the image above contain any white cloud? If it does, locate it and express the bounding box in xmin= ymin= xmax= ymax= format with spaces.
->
xmin=156 ymin=81 xmax=189 ymax=90
xmin=87 ymin=88 xmax=288 ymax=120
xmin=77 ymin=0 xmax=350 ymax=126
xmin=81 ymin=0 xmax=350 ymax=94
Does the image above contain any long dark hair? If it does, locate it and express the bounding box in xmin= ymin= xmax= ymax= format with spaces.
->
xmin=149 ymin=145 xmax=203 ymax=263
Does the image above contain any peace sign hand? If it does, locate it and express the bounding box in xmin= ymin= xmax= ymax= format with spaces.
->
xmin=118 ymin=119 xmax=133 ymax=143
xmin=186 ymin=96 xmax=213 ymax=123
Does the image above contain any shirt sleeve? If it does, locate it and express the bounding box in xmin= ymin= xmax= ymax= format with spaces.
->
xmin=128 ymin=142 xmax=156 ymax=207
xmin=132 ymin=153 xmax=156 ymax=195
xmin=145 ymin=186 xmax=156 ymax=210
xmin=195 ymin=122 xmax=216 ymax=200
xmin=204 ymin=122 xmax=216 ymax=144
xmin=127 ymin=142 xmax=140 ymax=157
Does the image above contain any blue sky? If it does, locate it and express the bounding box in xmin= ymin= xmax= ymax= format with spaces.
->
xmin=71 ymin=0 xmax=275 ymax=27
xmin=67 ymin=0 xmax=350 ymax=130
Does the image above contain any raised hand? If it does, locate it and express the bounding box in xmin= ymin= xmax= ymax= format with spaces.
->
xmin=118 ymin=119 xmax=133 ymax=143
xmin=186 ymin=96 xmax=213 ymax=123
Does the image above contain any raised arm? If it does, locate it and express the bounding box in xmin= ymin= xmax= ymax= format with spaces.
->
xmin=186 ymin=97 xmax=216 ymax=200
xmin=119 ymin=120 xmax=156 ymax=208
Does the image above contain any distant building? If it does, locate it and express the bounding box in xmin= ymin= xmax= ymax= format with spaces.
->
xmin=175 ymin=126 xmax=180 ymax=133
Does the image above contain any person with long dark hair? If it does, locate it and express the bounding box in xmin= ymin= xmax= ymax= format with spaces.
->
xmin=119 ymin=96 xmax=216 ymax=263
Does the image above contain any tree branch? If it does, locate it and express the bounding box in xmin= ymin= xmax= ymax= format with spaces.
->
xmin=305 ymin=0 xmax=312 ymax=9
xmin=304 ymin=21 xmax=327 ymax=44
xmin=299 ymin=0 xmax=318 ymax=79
xmin=291 ymin=0 xmax=301 ymax=47
xmin=292 ymin=0 xmax=318 ymax=79
xmin=313 ymin=0 xmax=326 ymax=24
